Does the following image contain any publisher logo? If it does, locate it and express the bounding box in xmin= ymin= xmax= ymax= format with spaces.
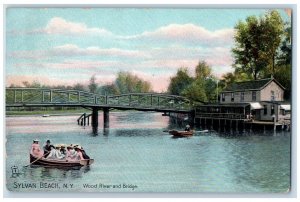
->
xmin=11 ymin=165 xmax=21 ymax=177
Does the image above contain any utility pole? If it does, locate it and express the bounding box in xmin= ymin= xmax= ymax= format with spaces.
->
xmin=216 ymin=79 xmax=219 ymax=103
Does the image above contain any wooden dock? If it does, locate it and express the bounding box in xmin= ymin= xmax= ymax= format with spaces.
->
xmin=194 ymin=112 xmax=290 ymax=132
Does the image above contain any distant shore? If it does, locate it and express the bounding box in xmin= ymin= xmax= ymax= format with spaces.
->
xmin=6 ymin=109 xmax=144 ymax=117
xmin=6 ymin=109 xmax=89 ymax=117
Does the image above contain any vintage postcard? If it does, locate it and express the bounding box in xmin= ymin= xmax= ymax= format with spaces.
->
xmin=5 ymin=7 xmax=292 ymax=193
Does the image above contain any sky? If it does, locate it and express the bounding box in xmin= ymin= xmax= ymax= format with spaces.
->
xmin=5 ymin=8 xmax=290 ymax=92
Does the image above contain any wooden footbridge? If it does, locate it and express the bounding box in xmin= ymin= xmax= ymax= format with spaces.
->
xmin=6 ymin=88 xmax=193 ymax=128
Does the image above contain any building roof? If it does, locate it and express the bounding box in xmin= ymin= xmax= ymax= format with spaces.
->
xmin=223 ymin=78 xmax=285 ymax=92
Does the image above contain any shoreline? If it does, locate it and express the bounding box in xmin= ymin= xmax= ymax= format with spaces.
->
xmin=6 ymin=112 xmax=86 ymax=117
xmin=6 ymin=110 xmax=158 ymax=117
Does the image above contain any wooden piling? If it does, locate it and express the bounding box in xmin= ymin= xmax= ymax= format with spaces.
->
xmin=92 ymin=108 xmax=98 ymax=128
xmin=103 ymin=108 xmax=109 ymax=128
xmin=83 ymin=113 xmax=86 ymax=126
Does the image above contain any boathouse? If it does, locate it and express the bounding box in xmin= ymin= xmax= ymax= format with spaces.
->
xmin=195 ymin=77 xmax=290 ymax=130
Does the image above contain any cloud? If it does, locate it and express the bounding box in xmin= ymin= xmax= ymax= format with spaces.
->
xmin=9 ymin=18 xmax=234 ymax=48
xmin=9 ymin=44 xmax=150 ymax=59
xmin=23 ymin=17 xmax=112 ymax=36
xmin=124 ymin=24 xmax=234 ymax=47
xmin=53 ymin=44 xmax=150 ymax=58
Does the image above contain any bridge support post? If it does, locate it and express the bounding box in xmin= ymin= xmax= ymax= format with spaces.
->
xmin=83 ymin=113 xmax=86 ymax=126
xmin=92 ymin=108 xmax=98 ymax=128
xmin=103 ymin=108 xmax=109 ymax=128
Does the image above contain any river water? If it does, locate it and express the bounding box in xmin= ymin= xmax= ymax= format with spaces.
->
xmin=5 ymin=111 xmax=290 ymax=193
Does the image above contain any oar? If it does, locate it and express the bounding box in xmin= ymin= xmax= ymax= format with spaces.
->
xmin=195 ymin=130 xmax=209 ymax=133
xmin=24 ymin=151 xmax=50 ymax=167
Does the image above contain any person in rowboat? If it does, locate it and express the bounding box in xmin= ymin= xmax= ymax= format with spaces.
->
xmin=60 ymin=144 xmax=67 ymax=156
xmin=74 ymin=146 xmax=91 ymax=160
xmin=74 ymin=146 xmax=84 ymax=160
xmin=46 ymin=145 xmax=57 ymax=160
xmin=43 ymin=140 xmax=51 ymax=158
xmin=66 ymin=145 xmax=77 ymax=161
xmin=80 ymin=147 xmax=90 ymax=160
xmin=54 ymin=145 xmax=65 ymax=160
xmin=185 ymin=125 xmax=191 ymax=132
xmin=30 ymin=139 xmax=43 ymax=158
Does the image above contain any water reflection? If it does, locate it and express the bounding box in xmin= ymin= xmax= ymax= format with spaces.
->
xmin=22 ymin=165 xmax=91 ymax=180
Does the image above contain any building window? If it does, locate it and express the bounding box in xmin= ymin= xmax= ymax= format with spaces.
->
xmin=264 ymin=105 xmax=267 ymax=115
xmin=271 ymin=105 xmax=274 ymax=115
xmin=271 ymin=91 xmax=275 ymax=101
xmin=241 ymin=92 xmax=244 ymax=102
xmin=252 ymin=91 xmax=256 ymax=101
xmin=221 ymin=93 xmax=225 ymax=102
xmin=231 ymin=93 xmax=234 ymax=102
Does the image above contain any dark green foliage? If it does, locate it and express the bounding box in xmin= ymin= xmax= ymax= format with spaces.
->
xmin=168 ymin=68 xmax=194 ymax=95
xmin=168 ymin=61 xmax=218 ymax=103
xmin=232 ymin=10 xmax=284 ymax=80
xmin=99 ymin=83 xmax=120 ymax=95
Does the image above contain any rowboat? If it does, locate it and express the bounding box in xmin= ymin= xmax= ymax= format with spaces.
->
xmin=169 ymin=130 xmax=194 ymax=137
xmin=30 ymin=154 xmax=94 ymax=167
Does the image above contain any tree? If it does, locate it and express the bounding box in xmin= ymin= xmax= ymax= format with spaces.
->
xmin=194 ymin=61 xmax=218 ymax=102
xmin=73 ymin=83 xmax=86 ymax=91
xmin=274 ymin=23 xmax=291 ymax=100
xmin=219 ymin=71 xmax=251 ymax=90
xmin=88 ymin=75 xmax=97 ymax=93
xmin=181 ymin=78 xmax=207 ymax=102
xmin=232 ymin=10 xmax=284 ymax=80
xmin=115 ymin=72 xmax=152 ymax=94
xmin=167 ymin=61 xmax=219 ymax=103
xmin=195 ymin=61 xmax=212 ymax=79
xmin=277 ymin=24 xmax=291 ymax=67
xmin=168 ymin=68 xmax=193 ymax=95
xmin=22 ymin=80 xmax=42 ymax=88
xmin=99 ymin=83 xmax=120 ymax=95
xmin=262 ymin=10 xmax=284 ymax=74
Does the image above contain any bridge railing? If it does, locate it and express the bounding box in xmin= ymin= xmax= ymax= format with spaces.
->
xmin=6 ymin=88 xmax=107 ymax=105
xmin=107 ymin=93 xmax=191 ymax=110
xmin=6 ymin=88 xmax=192 ymax=110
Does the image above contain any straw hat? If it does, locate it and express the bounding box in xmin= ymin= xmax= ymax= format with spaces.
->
xmin=33 ymin=139 xmax=39 ymax=142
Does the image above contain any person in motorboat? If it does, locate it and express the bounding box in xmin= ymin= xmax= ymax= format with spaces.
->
xmin=43 ymin=139 xmax=51 ymax=158
xmin=185 ymin=125 xmax=191 ymax=132
xmin=30 ymin=139 xmax=44 ymax=158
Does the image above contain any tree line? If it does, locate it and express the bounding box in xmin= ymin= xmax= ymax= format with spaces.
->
xmin=9 ymin=71 xmax=152 ymax=95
